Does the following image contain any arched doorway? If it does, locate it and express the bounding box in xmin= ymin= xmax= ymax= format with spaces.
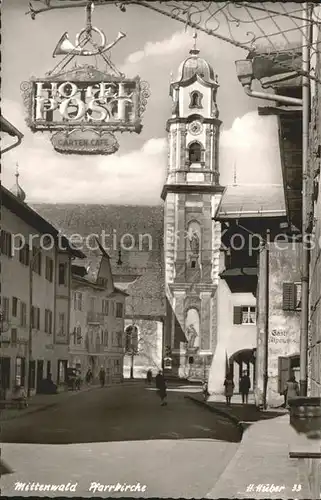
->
xmin=228 ymin=348 xmax=256 ymax=393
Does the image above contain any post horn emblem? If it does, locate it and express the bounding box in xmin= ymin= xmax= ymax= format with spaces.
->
xmin=53 ymin=29 xmax=126 ymax=58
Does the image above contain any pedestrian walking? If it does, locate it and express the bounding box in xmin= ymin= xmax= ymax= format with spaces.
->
xmin=155 ymin=370 xmax=167 ymax=406
xmin=239 ymin=371 xmax=251 ymax=404
xmin=223 ymin=374 xmax=234 ymax=406
xmin=284 ymin=373 xmax=299 ymax=407
xmin=85 ymin=368 xmax=93 ymax=385
xmin=202 ymin=380 xmax=210 ymax=401
xmin=146 ymin=369 xmax=152 ymax=385
xmin=99 ymin=367 xmax=106 ymax=388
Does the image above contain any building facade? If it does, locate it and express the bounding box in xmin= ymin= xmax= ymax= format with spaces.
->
xmin=209 ymin=184 xmax=288 ymax=396
xmin=308 ymin=18 xmax=321 ymax=398
xmin=0 ymin=179 xmax=83 ymax=397
xmin=69 ymin=242 xmax=127 ymax=384
xmin=162 ymin=36 xmax=224 ymax=379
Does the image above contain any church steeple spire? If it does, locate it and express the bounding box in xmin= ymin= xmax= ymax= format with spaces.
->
xmin=189 ymin=31 xmax=200 ymax=56
xmin=10 ymin=163 xmax=26 ymax=202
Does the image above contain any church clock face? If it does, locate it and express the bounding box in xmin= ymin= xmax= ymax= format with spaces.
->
xmin=189 ymin=120 xmax=203 ymax=136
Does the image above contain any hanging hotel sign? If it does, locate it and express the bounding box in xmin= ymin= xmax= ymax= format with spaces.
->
xmin=20 ymin=2 xmax=150 ymax=155
xmin=21 ymin=70 xmax=149 ymax=134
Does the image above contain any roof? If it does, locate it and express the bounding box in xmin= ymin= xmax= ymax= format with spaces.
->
xmin=176 ymin=51 xmax=216 ymax=85
xmin=31 ymin=203 xmax=165 ymax=318
xmin=215 ymin=184 xmax=287 ymax=220
xmin=2 ymin=186 xmax=85 ymax=259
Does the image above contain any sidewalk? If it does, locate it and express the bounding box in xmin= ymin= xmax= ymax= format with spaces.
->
xmin=0 ymin=380 xmax=143 ymax=423
xmin=188 ymin=395 xmax=314 ymax=499
xmin=206 ymin=414 xmax=313 ymax=499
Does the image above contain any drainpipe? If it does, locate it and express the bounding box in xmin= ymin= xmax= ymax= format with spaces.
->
xmin=262 ymin=230 xmax=270 ymax=410
xmin=300 ymin=2 xmax=311 ymax=396
xmin=242 ymin=85 xmax=303 ymax=107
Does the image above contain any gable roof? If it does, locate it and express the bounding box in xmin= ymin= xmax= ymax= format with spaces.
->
xmin=2 ymin=186 xmax=85 ymax=259
xmin=215 ymin=184 xmax=287 ymax=220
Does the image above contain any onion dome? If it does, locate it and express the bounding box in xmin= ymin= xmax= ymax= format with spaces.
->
xmin=10 ymin=164 xmax=26 ymax=202
xmin=176 ymin=32 xmax=216 ymax=84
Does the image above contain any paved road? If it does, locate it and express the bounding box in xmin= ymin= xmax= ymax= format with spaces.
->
xmin=1 ymin=383 xmax=241 ymax=498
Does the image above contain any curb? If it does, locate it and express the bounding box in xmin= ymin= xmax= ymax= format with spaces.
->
xmin=185 ymin=395 xmax=244 ymax=435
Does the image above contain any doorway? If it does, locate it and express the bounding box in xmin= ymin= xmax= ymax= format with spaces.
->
xmin=36 ymin=360 xmax=44 ymax=393
xmin=0 ymin=357 xmax=11 ymax=399
xmin=228 ymin=349 xmax=256 ymax=393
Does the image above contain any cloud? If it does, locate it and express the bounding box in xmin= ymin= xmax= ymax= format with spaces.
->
xmin=124 ymin=31 xmax=190 ymax=65
xmin=220 ymin=111 xmax=283 ymax=185
xmin=2 ymin=132 xmax=167 ymax=205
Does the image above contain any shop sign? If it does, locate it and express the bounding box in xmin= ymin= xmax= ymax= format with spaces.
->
xmin=51 ymin=129 xmax=119 ymax=155
xmin=21 ymin=66 xmax=150 ymax=135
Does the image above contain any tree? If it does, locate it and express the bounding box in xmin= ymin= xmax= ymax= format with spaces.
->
xmin=124 ymin=312 xmax=161 ymax=379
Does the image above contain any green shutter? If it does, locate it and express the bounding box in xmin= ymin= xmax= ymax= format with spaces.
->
xmin=282 ymin=282 xmax=296 ymax=310
xmin=233 ymin=306 xmax=243 ymax=325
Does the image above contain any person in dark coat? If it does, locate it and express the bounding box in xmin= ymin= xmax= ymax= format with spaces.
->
xmin=239 ymin=371 xmax=251 ymax=404
xmin=146 ymin=369 xmax=152 ymax=385
xmin=223 ymin=374 xmax=234 ymax=406
xmin=99 ymin=367 xmax=106 ymax=388
xmin=155 ymin=370 xmax=167 ymax=406
xmin=85 ymin=368 xmax=93 ymax=385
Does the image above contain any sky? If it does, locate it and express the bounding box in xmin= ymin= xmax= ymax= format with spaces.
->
xmin=1 ymin=0 xmax=298 ymax=205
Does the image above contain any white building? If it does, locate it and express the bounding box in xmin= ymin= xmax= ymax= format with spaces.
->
xmin=69 ymin=240 xmax=127 ymax=384
xmin=0 ymin=175 xmax=84 ymax=397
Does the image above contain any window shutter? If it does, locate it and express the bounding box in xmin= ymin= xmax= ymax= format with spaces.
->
xmin=278 ymin=356 xmax=290 ymax=393
xmin=233 ymin=306 xmax=242 ymax=325
xmin=283 ymin=282 xmax=296 ymax=310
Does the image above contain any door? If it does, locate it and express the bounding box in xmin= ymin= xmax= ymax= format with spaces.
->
xmin=278 ymin=356 xmax=290 ymax=394
xmin=0 ymin=357 xmax=11 ymax=398
xmin=36 ymin=360 xmax=44 ymax=393
xmin=29 ymin=360 xmax=36 ymax=390
xmin=46 ymin=360 xmax=51 ymax=379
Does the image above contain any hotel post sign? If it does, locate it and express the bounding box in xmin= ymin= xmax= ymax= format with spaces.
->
xmin=21 ymin=68 xmax=150 ymax=155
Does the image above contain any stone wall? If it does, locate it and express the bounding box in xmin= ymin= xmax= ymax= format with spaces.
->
xmin=256 ymin=242 xmax=301 ymax=407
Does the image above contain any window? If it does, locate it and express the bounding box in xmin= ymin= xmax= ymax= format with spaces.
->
xmin=11 ymin=328 xmax=17 ymax=346
xmin=103 ymin=330 xmax=108 ymax=346
xmin=102 ymin=299 xmax=109 ymax=316
xmin=116 ymin=332 xmax=123 ymax=347
xmin=90 ymin=297 xmax=95 ymax=312
xmin=59 ymin=263 xmax=67 ymax=285
xmin=188 ymin=142 xmax=202 ymax=163
xmin=189 ymin=91 xmax=203 ymax=108
xmin=2 ymin=297 xmax=9 ymax=321
xmin=12 ymin=297 xmax=18 ymax=317
xmin=75 ymin=326 xmax=82 ymax=344
xmin=19 ymin=242 xmax=30 ymax=266
xmin=191 ymin=260 xmax=196 ymax=269
xmin=58 ymin=313 xmax=65 ymax=336
xmin=233 ymin=306 xmax=256 ymax=325
xmin=283 ymin=282 xmax=301 ymax=311
xmin=45 ymin=257 xmax=53 ymax=282
xmin=97 ymin=277 xmax=108 ymax=288
xmin=31 ymin=306 xmax=40 ymax=330
xmin=0 ymin=230 xmax=13 ymax=257
xmin=32 ymin=247 xmax=42 ymax=275
xmin=116 ymin=302 xmax=123 ymax=318
xmin=74 ymin=292 xmax=82 ymax=311
xmin=20 ymin=302 xmax=27 ymax=327
xmin=45 ymin=309 xmax=53 ymax=334
xmin=15 ymin=357 xmax=22 ymax=386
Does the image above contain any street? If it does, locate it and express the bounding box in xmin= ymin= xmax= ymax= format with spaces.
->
xmin=1 ymin=383 xmax=241 ymax=498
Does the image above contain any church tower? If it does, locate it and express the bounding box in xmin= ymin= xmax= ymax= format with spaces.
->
xmin=162 ymin=34 xmax=224 ymax=378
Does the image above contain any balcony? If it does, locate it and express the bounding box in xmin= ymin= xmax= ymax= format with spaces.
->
xmin=87 ymin=312 xmax=105 ymax=324
xmin=84 ymin=336 xmax=104 ymax=354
